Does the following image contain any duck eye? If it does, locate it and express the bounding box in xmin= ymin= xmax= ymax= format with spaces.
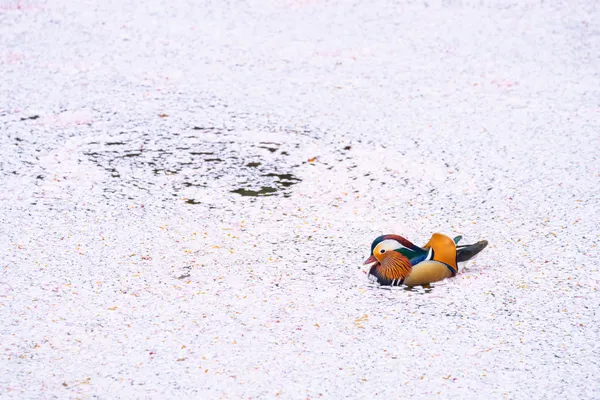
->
xmin=380 ymin=249 xmax=386 ymax=254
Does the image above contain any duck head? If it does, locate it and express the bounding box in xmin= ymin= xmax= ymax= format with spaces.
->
xmin=363 ymin=234 xmax=428 ymax=285
xmin=363 ymin=234 xmax=423 ymax=264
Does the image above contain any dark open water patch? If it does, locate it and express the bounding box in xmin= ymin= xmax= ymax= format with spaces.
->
xmin=81 ymin=127 xmax=305 ymax=202
xmin=231 ymin=186 xmax=278 ymax=197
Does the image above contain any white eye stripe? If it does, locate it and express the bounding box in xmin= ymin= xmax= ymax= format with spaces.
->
xmin=375 ymin=239 xmax=406 ymax=253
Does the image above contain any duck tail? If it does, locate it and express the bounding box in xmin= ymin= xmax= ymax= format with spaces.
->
xmin=456 ymin=240 xmax=488 ymax=262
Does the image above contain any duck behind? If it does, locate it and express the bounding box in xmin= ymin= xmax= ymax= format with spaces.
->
xmin=363 ymin=233 xmax=488 ymax=286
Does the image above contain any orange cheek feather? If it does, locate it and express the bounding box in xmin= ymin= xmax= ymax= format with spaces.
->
xmin=379 ymin=252 xmax=412 ymax=281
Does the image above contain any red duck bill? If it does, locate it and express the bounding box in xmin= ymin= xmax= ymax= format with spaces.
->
xmin=363 ymin=255 xmax=378 ymax=265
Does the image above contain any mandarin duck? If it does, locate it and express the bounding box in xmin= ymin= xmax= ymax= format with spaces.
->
xmin=364 ymin=233 xmax=488 ymax=286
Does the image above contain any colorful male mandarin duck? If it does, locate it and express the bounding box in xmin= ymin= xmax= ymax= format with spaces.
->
xmin=364 ymin=233 xmax=488 ymax=286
